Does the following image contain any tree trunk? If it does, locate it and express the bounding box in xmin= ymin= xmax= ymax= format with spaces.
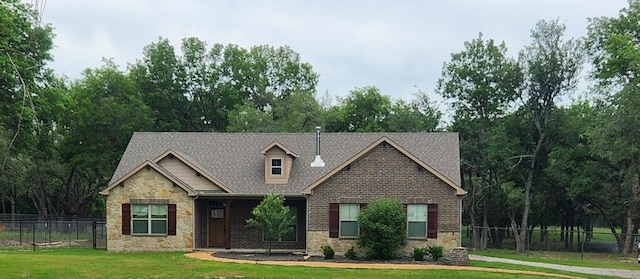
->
xmin=465 ymin=168 xmax=481 ymax=250
xmin=510 ymin=213 xmax=526 ymax=253
xmin=480 ymin=198 xmax=489 ymax=250
xmin=622 ymin=205 xmax=637 ymax=255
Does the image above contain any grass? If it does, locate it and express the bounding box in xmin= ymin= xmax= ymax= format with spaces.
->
xmin=470 ymin=248 xmax=640 ymax=270
xmin=0 ymin=247 xmax=604 ymax=279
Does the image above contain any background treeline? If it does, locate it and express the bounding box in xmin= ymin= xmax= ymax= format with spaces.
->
xmin=1 ymin=0 xmax=639 ymax=253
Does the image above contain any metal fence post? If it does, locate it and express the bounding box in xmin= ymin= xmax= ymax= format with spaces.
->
xmin=32 ymin=221 xmax=36 ymax=251
xmin=92 ymin=220 xmax=97 ymax=249
xmin=19 ymin=219 xmax=22 ymax=245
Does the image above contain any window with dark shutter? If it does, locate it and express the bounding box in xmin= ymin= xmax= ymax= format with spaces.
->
xmin=329 ymin=203 xmax=339 ymax=238
xmin=407 ymin=204 xmax=428 ymax=238
xmin=168 ymin=204 xmax=177 ymax=235
xmin=122 ymin=204 xmax=131 ymax=235
xmin=427 ymin=204 xmax=438 ymax=238
xmin=339 ymin=204 xmax=359 ymax=237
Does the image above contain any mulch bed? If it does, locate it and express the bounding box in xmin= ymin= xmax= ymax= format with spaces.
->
xmin=212 ymin=252 xmax=442 ymax=265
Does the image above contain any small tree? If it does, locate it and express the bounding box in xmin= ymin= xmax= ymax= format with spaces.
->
xmin=357 ymin=198 xmax=406 ymax=259
xmin=246 ymin=191 xmax=295 ymax=254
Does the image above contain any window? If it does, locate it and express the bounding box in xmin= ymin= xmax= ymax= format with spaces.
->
xmin=132 ymin=204 xmax=168 ymax=235
xmin=407 ymin=204 xmax=427 ymax=238
xmin=340 ymin=204 xmax=359 ymax=237
xmin=264 ymin=206 xmax=297 ymax=242
xmin=271 ymin=158 xmax=282 ymax=175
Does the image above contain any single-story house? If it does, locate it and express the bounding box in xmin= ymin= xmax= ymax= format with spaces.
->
xmin=100 ymin=130 xmax=466 ymax=254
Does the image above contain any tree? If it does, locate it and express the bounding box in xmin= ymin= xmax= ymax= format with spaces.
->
xmin=59 ymin=60 xmax=153 ymax=216
xmin=0 ymin=0 xmax=57 ymax=215
xmin=357 ymin=198 xmax=406 ymax=260
xmin=589 ymin=85 xmax=640 ymax=254
xmin=272 ymin=90 xmax=322 ymax=132
xmin=131 ymin=38 xmax=320 ymax=132
xmin=437 ymin=33 xmax=522 ymax=121
xmin=512 ymin=19 xmax=583 ymax=252
xmin=226 ymin=99 xmax=275 ymax=132
xmin=542 ymin=103 xmax=603 ymax=250
xmin=129 ymin=37 xmax=194 ymax=131
xmin=585 ymin=0 xmax=640 ymax=254
xmin=436 ymin=33 xmax=522 ymax=249
xmin=384 ymin=96 xmax=441 ymax=132
xmin=331 ymin=86 xmax=392 ymax=132
xmin=246 ymin=191 xmax=295 ymax=254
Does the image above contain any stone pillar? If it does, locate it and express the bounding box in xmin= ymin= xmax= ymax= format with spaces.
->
xmin=448 ymin=247 xmax=469 ymax=266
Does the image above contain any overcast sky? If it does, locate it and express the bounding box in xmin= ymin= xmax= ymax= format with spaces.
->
xmin=37 ymin=0 xmax=627 ymax=106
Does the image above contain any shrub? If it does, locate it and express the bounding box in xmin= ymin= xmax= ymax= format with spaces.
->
xmin=411 ymin=247 xmax=428 ymax=261
xmin=321 ymin=244 xmax=335 ymax=259
xmin=344 ymin=246 xmax=357 ymax=260
xmin=427 ymin=245 xmax=444 ymax=262
xmin=245 ymin=191 xmax=295 ymax=254
xmin=357 ymin=198 xmax=406 ymax=260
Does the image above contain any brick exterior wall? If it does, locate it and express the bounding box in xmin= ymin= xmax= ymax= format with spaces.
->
xmin=194 ymin=199 xmax=208 ymax=248
xmin=229 ymin=199 xmax=306 ymax=250
xmin=307 ymin=143 xmax=462 ymax=255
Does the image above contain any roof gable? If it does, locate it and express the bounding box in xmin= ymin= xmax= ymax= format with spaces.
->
xmin=100 ymin=160 xmax=196 ymax=196
xmin=260 ymin=141 xmax=299 ymax=157
xmin=301 ymin=136 xmax=466 ymax=195
xmin=153 ymin=149 xmax=233 ymax=193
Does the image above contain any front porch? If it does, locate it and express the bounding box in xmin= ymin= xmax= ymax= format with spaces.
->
xmin=193 ymin=198 xmax=307 ymax=251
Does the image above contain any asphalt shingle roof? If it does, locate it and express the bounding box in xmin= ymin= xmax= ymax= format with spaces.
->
xmin=108 ymin=132 xmax=461 ymax=196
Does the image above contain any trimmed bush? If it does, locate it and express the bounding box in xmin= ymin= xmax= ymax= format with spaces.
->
xmin=411 ymin=247 xmax=428 ymax=261
xmin=427 ymin=245 xmax=444 ymax=262
xmin=321 ymin=244 xmax=335 ymax=259
xmin=344 ymin=246 xmax=357 ymax=260
xmin=357 ymin=198 xmax=406 ymax=260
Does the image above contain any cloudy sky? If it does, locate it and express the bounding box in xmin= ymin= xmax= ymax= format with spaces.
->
xmin=37 ymin=0 xmax=626 ymax=105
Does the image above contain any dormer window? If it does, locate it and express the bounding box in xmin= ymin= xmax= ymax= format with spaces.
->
xmin=261 ymin=141 xmax=298 ymax=184
xmin=271 ymin=158 xmax=283 ymax=176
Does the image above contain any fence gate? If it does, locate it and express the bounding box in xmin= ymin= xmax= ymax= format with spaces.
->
xmin=93 ymin=220 xmax=107 ymax=250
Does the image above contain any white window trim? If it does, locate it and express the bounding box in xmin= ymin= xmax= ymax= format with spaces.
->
xmin=407 ymin=204 xmax=427 ymax=239
xmin=132 ymin=204 xmax=168 ymax=235
xmin=270 ymin=157 xmax=283 ymax=176
xmin=339 ymin=204 xmax=359 ymax=238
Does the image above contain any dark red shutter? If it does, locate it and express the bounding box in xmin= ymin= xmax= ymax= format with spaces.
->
xmin=168 ymin=204 xmax=177 ymax=235
xmin=122 ymin=204 xmax=131 ymax=235
xmin=329 ymin=203 xmax=339 ymax=238
xmin=427 ymin=204 xmax=438 ymax=238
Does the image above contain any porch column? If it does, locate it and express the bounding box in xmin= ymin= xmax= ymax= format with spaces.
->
xmin=224 ymin=200 xmax=233 ymax=249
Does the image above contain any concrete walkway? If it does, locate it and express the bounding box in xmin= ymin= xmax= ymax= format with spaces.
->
xmin=469 ymin=254 xmax=640 ymax=279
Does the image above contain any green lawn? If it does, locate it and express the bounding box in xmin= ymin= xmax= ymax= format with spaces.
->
xmin=470 ymin=248 xmax=640 ymax=270
xmin=0 ymin=248 xmax=605 ymax=279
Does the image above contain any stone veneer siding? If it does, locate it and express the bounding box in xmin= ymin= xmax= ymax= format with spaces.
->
xmin=105 ymin=168 xmax=194 ymax=252
xmin=307 ymin=143 xmax=462 ymax=255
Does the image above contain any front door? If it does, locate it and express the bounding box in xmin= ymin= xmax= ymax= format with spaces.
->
xmin=208 ymin=208 xmax=225 ymax=247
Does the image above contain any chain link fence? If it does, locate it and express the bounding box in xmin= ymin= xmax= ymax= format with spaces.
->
xmin=0 ymin=214 xmax=106 ymax=250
